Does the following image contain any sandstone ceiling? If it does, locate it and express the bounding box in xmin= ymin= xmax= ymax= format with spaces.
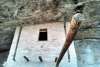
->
xmin=0 ymin=0 xmax=100 ymax=26
xmin=0 ymin=0 xmax=65 ymax=26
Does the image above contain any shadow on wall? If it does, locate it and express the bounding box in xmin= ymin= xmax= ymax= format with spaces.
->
xmin=0 ymin=51 xmax=9 ymax=64
xmin=0 ymin=26 xmax=16 ymax=66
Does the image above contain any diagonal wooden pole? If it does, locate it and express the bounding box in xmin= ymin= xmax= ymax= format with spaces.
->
xmin=13 ymin=26 xmax=22 ymax=61
xmin=56 ymin=17 xmax=81 ymax=67
xmin=64 ymin=16 xmax=70 ymax=63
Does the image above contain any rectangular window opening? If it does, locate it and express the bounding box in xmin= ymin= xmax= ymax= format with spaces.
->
xmin=38 ymin=28 xmax=48 ymax=41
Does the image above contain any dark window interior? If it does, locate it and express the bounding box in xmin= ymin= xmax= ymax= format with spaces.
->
xmin=38 ymin=28 xmax=48 ymax=41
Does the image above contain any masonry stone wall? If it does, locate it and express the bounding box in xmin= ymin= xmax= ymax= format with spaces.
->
xmin=74 ymin=39 xmax=100 ymax=67
xmin=74 ymin=22 xmax=100 ymax=67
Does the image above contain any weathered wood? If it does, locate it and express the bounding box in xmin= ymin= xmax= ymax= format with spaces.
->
xmin=13 ymin=26 xmax=22 ymax=61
